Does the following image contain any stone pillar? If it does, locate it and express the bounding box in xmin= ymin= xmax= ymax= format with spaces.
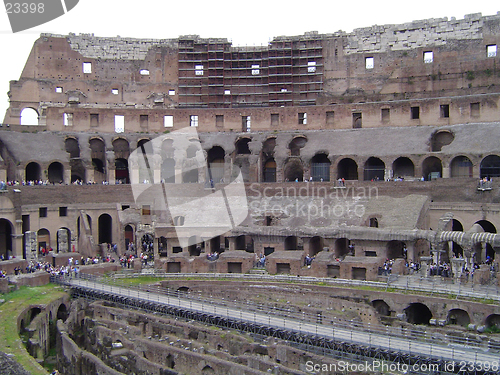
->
xmin=228 ymin=237 xmax=236 ymax=252
xmin=451 ymin=257 xmax=465 ymax=281
xmin=419 ymin=256 xmax=433 ymax=277
xmin=442 ymin=166 xmax=451 ymax=179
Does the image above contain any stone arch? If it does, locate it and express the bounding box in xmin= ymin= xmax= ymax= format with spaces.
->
xmin=288 ymin=136 xmax=307 ymax=156
xmin=392 ymin=157 xmax=415 ymax=179
xmin=263 ymin=158 xmax=277 ymax=182
xmin=207 ymin=146 xmax=225 ymax=183
xmin=77 ymin=214 xmax=92 ymax=237
xmin=430 ymin=130 xmax=454 ymax=152
xmin=404 ymin=302 xmax=432 ymax=325
xmin=446 ymin=308 xmax=470 ymax=327
xmin=65 ymin=137 xmax=85 ymax=182
xmin=450 ymin=155 xmax=473 ymax=178
xmin=284 ymin=158 xmax=304 ymax=182
xmin=0 ymin=218 xmax=13 ymax=259
xmin=422 ymin=156 xmax=443 ymax=180
xmin=201 ymin=365 xmax=215 ymax=375
xmin=262 ymin=137 xmax=276 ymax=156
xmin=471 ymin=220 xmax=496 ymax=262
xmin=98 ymin=213 xmax=112 ymax=244
xmin=112 ymin=137 xmax=130 ymax=159
xmin=372 ymin=299 xmax=390 ymax=316
xmin=311 ymin=153 xmax=331 ymax=181
xmin=25 ymin=161 xmax=41 ymax=182
xmin=56 ymin=303 xmax=68 ymax=322
xmin=480 ymin=155 xmax=500 ymax=178
xmin=124 ymin=224 xmax=134 ymax=250
xmin=20 ymin=107 xmax=39 ymax=126
xmin=48 ymin=161 xmax=64 ymax=184
xmin=37 ymin=228 xmax=50 ymax=253
xmin=337 ymin=158 xmax=358 ymax=180
xmin=414 ymin=238 xmax=431 ymax=258
xmin=89 ymin=138 xmax=106 ymax=183
xmin=368 ymin=217 xmax=379 ymax=228
xmin=485 ymin=314 xmax=500 ymax=329
xmin=364 ymin=157 xmax=385 ymax=181
xmin=235 ymin=137 xmax=251 ymax=154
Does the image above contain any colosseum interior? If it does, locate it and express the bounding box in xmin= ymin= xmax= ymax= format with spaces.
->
xmin=1 ymin=10 xmax=500 ymax=375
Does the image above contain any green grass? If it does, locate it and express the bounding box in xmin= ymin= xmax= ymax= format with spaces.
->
xmin=0 ymin=284 xmax=66 ymax=375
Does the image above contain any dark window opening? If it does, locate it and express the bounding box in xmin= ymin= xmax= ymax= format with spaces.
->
xmin=470 ymin=102 xmax=480 ymax=117
xmin=326 ymin=111 xmax=335 ymax=126
xmin=440 ymin=104 xmax=450 ymax=118
xmin=59 ymin=207 xmax=67 ymax=217
xmin=411 ymin=106 xmax=420 ymax=120
xmin=352 ymin=112 xmax=362 ymax=128
xmin=381 ymin=108 xmax=390 ymax=122
xmin=39 ymin=207 xmax=47 ymax=218
xmin=298 ymin=112 xmax=307 ymax=125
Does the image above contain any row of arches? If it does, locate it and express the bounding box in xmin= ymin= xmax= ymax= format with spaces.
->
xmin=372 ymin=299 xmax=500 ymax=329
xmin=263 ymin=154 xmax=500 ymax=182
xmin=16 ymin=132 xmax=500 ymax=184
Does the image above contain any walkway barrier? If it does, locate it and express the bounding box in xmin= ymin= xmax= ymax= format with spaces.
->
xmin=51 ymin=273 xmax=500 ymax=374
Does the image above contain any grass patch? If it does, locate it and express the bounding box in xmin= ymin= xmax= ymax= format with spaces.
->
xmin=0 ymin=284 xmax=66 ymax=375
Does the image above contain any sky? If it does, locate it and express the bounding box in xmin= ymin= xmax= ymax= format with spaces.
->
xmin=0 ymin=0 xmax=498 ymax=122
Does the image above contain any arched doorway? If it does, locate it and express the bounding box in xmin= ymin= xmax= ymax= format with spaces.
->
xmin=392 ymin=157 xmax=415 ymax=179
xmin=284 ymin=159 xmax=304 ymax=182
xmin=124 ymin=224 xmax=134 ymax=251
xmin=0 ymin=219 xmax=13 ymax=259
xmin=404 ymin=302 xmax=432 ymax=325
xmin=98 ymin=214 xmax=112 ymax=244
xmin=311 ymin=154 xmax=331 ymax=181
xmin=207 ymin=146 xmax=225 ymax=183
xmin=364 ymin=157 xmax=385 ymax=181
xmin=450 ymin=156 xmax=473 ymax=178
xmin=337 ymin=158 xmax=358 ymax=180
xmin=25 ymin=162 xmax=41 ymax=182
xmin=90 ymin=138 xmax=106 ymax=183
xmin=20 ymin=107 xmax=39 ymax=125
xmin=447 ymin=309 xmax=470 ymax=327
xmin=422 ymin=156 xmax=443 ymax=180
xmin=480 ymin=155 xmax=500 ymax=178
xmin=37 ymin=228 xmax=50 ymax=254
xmin=263 ymin=158 xmax=277 ymax=182
xmin=48 ymin=162 xmax=64 ymax=184
xmin=65 ymin=138 xmax=85 ymax=183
